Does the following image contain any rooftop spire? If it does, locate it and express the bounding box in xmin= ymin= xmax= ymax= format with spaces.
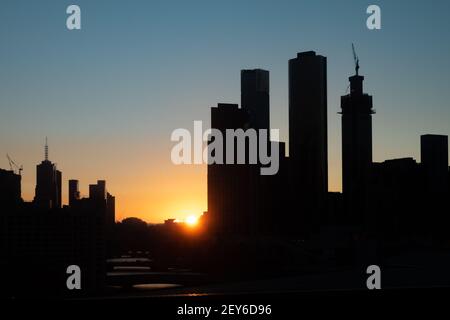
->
xmin=45 ymin=137 xmax=48 ymax=161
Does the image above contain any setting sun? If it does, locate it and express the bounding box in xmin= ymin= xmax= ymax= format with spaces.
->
xmin=185 ymin=215 xmax=199 ymax=226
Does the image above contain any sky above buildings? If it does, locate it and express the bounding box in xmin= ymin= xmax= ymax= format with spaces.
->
xmin=1 ymin=0 xmax=450 ymax=222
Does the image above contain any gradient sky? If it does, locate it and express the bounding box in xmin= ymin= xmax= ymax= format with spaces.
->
xmin=1 ymin=0 xmax=450 ymax=223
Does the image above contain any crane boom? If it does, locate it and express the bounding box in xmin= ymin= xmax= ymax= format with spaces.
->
xmin=352 ymin=43 xmax=360 ymax=75
xmin=6 ymin=154 xmax=23 ymax=175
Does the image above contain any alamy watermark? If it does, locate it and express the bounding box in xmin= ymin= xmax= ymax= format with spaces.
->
xmin=170 ymin=121 xmax=280 ymax=176
xmin=366 ymin=5 xmax=381 ymax=30
xmin=65 ymin=5 xmax=380 ymax=30
xmin=66 ymin=5 xmax=81 ymax=30
xmin=366 ymin=265 xmax=381 ymax=289
xmin=66 ymin=264 xmax=81 ymax=290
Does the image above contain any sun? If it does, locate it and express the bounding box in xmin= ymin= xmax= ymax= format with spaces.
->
xmin=185 ymin=215 xmax=198 ymax=226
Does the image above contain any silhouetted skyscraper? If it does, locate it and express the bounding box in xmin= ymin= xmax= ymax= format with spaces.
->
xmin=260 ymin=141 xmax=289 ymax=235
xmin=371 ymin=158 xmax=422 ymax=237
xmin=241 ymin=69 xmax=270 ymax=131
xmin=106 ymin=192 xmax=115 ymax=226
xmin=340 ymin=70 xmax=374 ymax=225
xmin=34 ymin=140 xmax=62 ymax=209
xmin=69 ymin=179 xmax=80 ymax=207
xmin=289 ymin=51 xmax=328 ymax=235
xmin=207 ymin=103 xmax=258 ymax=235
xmin=421 ymin=134 xmax=448 ymax=193
xmin=89 ymin=180 xmax=107 ymax=205
xmin=240 ymin=69 xmax=277 ymax=235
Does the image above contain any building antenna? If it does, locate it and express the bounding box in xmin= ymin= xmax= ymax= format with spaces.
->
xmin=352 ymin=43 xmax=360 ymax=75
xmin=45 ymin=137 xmax=49 ymax=161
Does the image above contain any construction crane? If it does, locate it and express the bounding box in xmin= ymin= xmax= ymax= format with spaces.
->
xmin=6 ymin=154 xmax=23 ymax=175
xmin=352 ymin=43 xmax=360 ymax=75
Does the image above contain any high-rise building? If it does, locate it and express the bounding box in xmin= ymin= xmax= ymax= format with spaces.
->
xmin=241 ymin=68 xmax=280 ymax=235
xmin=260 ymin=141 xmax=289 ymax=235
xmin=68 ymin=179 xmax=80 ymax=207
xmin=34 ymin=140 xmax=62 ymax=209
xmin=371 ymin=158 xmax=422 ymax=237
xmin=241 ymin=69 xmax=270 ymax=131
xmin=89 ymin=180 xmax=106 ymax=202
xmin=421 ymin=134 xmax=449 ymax=193
xmin=340 ymin=68 xmax=374 ymax=225
xmin=207 ymin=103 xmax=257 ymax=235
xmin=289 ymin=51 xmax=328 ymax=235
xmin=106 ymin=192 xmax=116 ymax=226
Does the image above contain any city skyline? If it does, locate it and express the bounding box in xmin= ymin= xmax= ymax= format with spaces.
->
xmin=1 ymin=0 xmax=450 ymax=223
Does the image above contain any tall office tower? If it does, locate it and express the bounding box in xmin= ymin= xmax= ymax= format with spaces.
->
xmin=289 ymin=51 xmax=328 ymax=236
xmin=241 ymin=69 xmax=274 ymax=234
xmin=241 ymin=69 xmax=270 ymax=131
xmin=207 ymin=103 xmax=258 ymax=235
xmin=259 ymin=141 xmax=290 ymax=235
xmin=421 ymin=134 xmax=449 ymax=193
xmin=89 ymin=180 xmax=107 ymax=203
xmin=105 ymin=191 xmax=116 ymax=257
xmin=340 ymin=67 xmax=374 ymax=225
xmin=106 ymin=192 xmax=116 ymax=226
xmin=34 ymin=140 xmax=62 ymax=209
xmin=68 ymin=179 xmax=80 ymax=207
xmin=420 ymin=135 xmax=449 ymax=238
xmin=371 ymin=158 xmax=422 ymax=237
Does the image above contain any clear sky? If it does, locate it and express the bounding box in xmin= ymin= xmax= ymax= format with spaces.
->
xmin=1 ymin=0 xmax=450 ymax=223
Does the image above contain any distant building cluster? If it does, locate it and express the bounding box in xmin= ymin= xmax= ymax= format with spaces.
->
xmin=206 ymin=51 xmax=450 ymax=261
xmin=0 ymin=142 xmax=115 ymax=296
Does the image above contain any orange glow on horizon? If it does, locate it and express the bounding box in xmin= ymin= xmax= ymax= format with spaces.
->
xmin=11 ymin=140 xmax=344 ymax=225
xmin=185 ymin=215 xmax=199 ymax=226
